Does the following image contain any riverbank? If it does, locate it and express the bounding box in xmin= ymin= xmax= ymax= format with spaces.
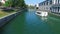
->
xmin=0 ymin=10 xmax=22 ymax=27
xmin=48 ymin=12 xmax=60 ymax=19
xmin=0 ymin=9 xmax=17 ymax=17
xmin=0 ymin=10 xmax=11 ymax=18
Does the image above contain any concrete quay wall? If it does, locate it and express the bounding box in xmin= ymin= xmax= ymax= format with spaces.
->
xmin=0 ymin=11 xmax=21 ymax=27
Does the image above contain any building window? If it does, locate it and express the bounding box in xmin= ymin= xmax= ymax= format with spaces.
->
xmin=44 ymin=3 xmax=45 ymax=5
xmin=58 ymin=7 xmax=59 ymax=12
xmin=54 ymin=0 xmax=57 ymax=4
xmin=50 ymin=0 xmax=52 ymax=4
xmin=58 ymin=0 xmax=60 ymax=4
xmin=46 ymin=2 xmax=48 ymax=5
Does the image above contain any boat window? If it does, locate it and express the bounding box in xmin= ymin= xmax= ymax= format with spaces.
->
xmin=36 ymin=7 xmax=39 ymax=9
xmin=37 ymin=12 xmax=41 ymax=14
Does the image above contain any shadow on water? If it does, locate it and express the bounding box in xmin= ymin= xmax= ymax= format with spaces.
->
xmin=0 ymin=11 xmax=26 ymax=34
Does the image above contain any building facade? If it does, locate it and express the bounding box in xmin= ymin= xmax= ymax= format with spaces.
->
xmin=38 ymin=0 xmax=60 ymax=13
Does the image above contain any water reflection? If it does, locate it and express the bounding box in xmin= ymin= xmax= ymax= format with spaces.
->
xmin=24 ymin=11 xmax=54 ymax=34
xmin=41 ymin=17 xmax=48 ymax=21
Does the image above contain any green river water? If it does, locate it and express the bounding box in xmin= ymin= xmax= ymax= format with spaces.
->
xmin=0 ymin=10 xmax=60 ymax=34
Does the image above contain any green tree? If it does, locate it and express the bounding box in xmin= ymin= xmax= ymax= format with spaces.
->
xmin=5 ymin=0 xmax=27 ymax=8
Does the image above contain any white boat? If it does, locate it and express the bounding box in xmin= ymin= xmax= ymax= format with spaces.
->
xmin=35 ymin=11 xmax=48 ymax=16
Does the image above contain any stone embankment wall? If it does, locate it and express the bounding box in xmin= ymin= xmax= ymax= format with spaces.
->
xmin=0 ymin=11 xmax=21 ymax=27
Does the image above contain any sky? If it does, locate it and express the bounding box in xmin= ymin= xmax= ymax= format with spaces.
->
xmin=24 ymin=0 xmax=45 ymax=5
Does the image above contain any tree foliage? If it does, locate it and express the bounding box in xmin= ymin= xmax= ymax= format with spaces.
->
xmin=5 ymin=0 xmax=27 ymax=8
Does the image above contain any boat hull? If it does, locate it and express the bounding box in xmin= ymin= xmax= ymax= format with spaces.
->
xmin=36 ymin=11 xmax=48 ymax=16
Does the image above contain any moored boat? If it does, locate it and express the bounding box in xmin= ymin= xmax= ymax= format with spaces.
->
xmin=35 ymin=10 xmax=48 ymax=17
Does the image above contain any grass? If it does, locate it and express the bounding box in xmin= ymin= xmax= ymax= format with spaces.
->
xmin=0 ymin=10 xmax=16 ymax=18
xmin=0 ymin=11 xmax=9 ymax=17
xmin=0 ymin=8 xmax=20 ymax=18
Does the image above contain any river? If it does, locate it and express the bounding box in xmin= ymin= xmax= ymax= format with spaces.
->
xmin=0 ymin=10 xmax=60 ymax=34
